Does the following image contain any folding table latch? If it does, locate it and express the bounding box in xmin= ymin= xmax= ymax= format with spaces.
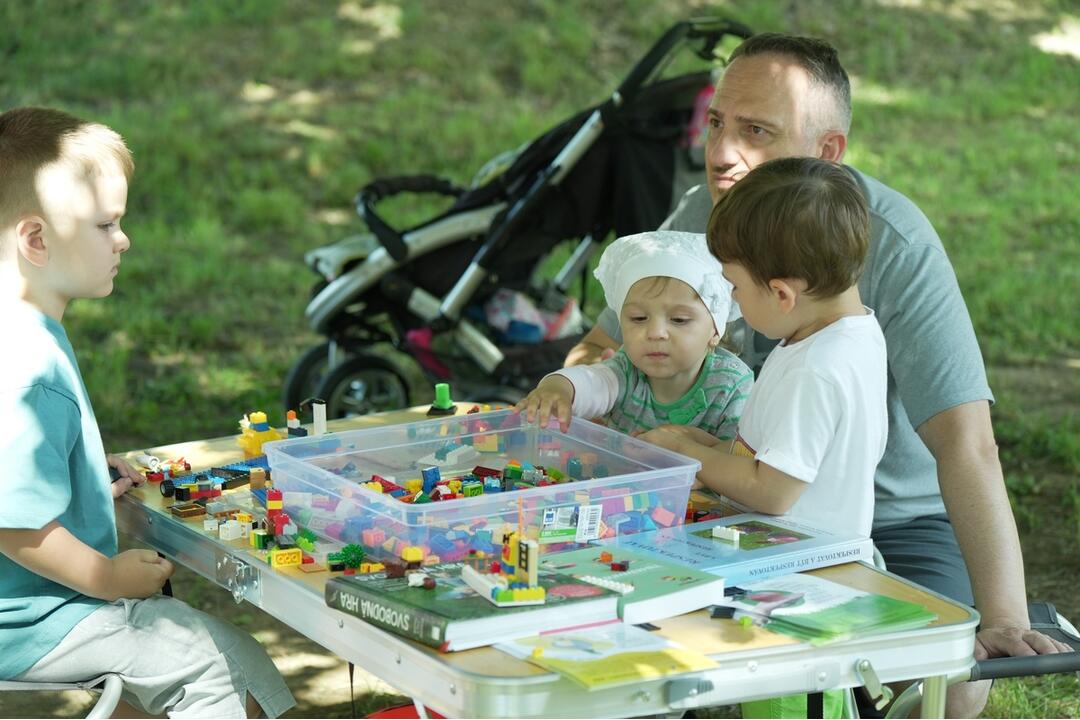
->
xmin=855 ymin=658 xmax=893 ymax=710
xmin=666 ymin=677 xmax=714 ymax=705
xmin=216 ymin=553 xmax=260 ymax=604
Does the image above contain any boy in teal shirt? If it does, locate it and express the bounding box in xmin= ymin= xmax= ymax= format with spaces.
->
xmin=0 ymin=107 xmax=294 ymax=718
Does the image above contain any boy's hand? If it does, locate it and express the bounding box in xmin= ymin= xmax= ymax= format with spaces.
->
xmin=514 ymin=376 xmax=575 ymax=432
xmin=636 ymin=424 xmax=725 ymax=448
xmin=638 ymin=426 xmax=687 ymax=453
xmin=107 ymin=454 xmax=144 ymax=498
xmin=106 ymin=549 xmax=174 ymax=600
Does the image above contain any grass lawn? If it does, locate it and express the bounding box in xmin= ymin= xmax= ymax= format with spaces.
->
xmin=2 ymin=0 xmax=1078 ymax=717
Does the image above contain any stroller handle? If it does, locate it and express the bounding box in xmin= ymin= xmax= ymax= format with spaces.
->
xmin=355 ymin=175 xmax=465 ymax=263
xmin=614 ymin=17 xmax=753 ymax=106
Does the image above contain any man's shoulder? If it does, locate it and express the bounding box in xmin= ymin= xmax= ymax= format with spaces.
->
xmin=845 ymin=166 xmax=942 ymax=250
xmin=659 ymin=184 xmax=711 ymax=233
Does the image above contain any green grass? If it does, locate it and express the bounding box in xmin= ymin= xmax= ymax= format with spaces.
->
xmin=3 ymin=0 xmax=1079 ymax=716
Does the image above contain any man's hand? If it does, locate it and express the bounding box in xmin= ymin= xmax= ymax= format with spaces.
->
xmin=107 ymin=454 xmax=144 ymax=498
xmin=515 ymin=376 xmax=575 ymax=432
xmin=975 ymin=623 xmax=1074 ymax=660
xmin=564 ymin=326 xmax=619 ymax=367
xmin=105 ymin=549 xmax=174 ymax=601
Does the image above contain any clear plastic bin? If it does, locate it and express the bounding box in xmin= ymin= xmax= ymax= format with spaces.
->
xmin=262 ymin=410 xmax=699 ymax=562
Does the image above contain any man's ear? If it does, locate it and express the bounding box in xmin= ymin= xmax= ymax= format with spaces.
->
xmin=768 ymin=278 xmax=805 ymax=314
xmin=819 ymin=131 xmax=847 ymax=163
xmin=14 ymin=216 xmax=49 ymax=267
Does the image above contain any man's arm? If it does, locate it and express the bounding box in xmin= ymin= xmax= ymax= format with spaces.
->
xmin=563 ymin=324 xmax=619 ymax=367
xmin=919 ymin=400 xmax=1070 ymax=658
xmin=0 ymin=521 xmax=173 ymax=602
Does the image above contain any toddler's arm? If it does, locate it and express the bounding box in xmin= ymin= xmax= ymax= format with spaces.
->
xmin=0 ymin=521 xmax=173 ymax=601
xmin=639 ymin=427 xmax=806 ymax=515
xmin=515 ymin=364 xmax=620 ymax=432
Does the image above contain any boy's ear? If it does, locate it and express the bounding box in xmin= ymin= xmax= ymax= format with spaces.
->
xmin=768 ymin=278 xmax=805 ymax=314
xmin=708 ymin=332 xmax=721 ymax=348
xmin=14 ymin=216 xmax=49 ymax=267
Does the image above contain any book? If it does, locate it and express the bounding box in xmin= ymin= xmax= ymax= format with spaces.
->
xmin=325 ymin=561 xmax=620 ymax=652
xmin=540 ymin=546 xmax=725 ymax=624
xmin=496 ymin=624 xmax=718 ymax=690
xmin=717 ymin=572 xmax=937 ymax=645
xmin=597 ymin=513 xmax=873 ymax=585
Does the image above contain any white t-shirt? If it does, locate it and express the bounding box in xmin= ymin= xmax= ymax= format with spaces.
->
xmin=731 ymin=311 xmax=888 ymax=537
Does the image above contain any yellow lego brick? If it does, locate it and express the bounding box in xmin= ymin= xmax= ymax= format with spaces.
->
xmin=269 ymin=547 xmax=302 ymax=568
xmin=401 ymin=546 xmax=424 ymax=563
xmin=448 ymin=479 xmax=462 ymax=493
xmin=235 ymin=512 xmax=253 ymax=524
xmin=267 ymin=500 xmax=283 ymax=511
xmin=404 ymin=479 xmax=422 ymax=494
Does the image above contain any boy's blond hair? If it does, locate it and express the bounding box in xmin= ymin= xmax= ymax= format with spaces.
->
xmin=707 ymin=157 xmax=869 ymax=298
xmin=0 ymin=107 xmax=134 ymax=231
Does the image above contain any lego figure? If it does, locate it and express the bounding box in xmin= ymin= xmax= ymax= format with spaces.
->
xmin=237 ymin=411 xmax=285 ymax=458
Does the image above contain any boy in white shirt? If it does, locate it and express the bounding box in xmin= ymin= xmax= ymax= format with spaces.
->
xmin=641 ymin=157 xmax=887 ymax=537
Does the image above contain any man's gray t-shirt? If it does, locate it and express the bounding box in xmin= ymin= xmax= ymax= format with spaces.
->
xmin=597 ymin=167 xmax=993 ymax=530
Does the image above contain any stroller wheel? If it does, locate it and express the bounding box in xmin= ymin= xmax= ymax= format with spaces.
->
xmin=316 ymin=353 xmax=411 ymax=418
xmin=282 ymin=342 xmax=333 ymax=411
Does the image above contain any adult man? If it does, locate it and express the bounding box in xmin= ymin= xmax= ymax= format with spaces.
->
xmin=565 ymin=33 xmax=1070 ymax=716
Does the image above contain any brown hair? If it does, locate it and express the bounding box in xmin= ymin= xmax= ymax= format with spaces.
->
xmin=0 ymin=107 xmax=133 ymax=228
xmin=707 ymin=157 xmax=869 ymax=298
xmin=730 ymin=33 xmax=852 ymax=137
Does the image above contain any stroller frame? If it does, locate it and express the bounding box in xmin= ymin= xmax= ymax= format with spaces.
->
xmin=284 ymin=17 xmax=754 ymax=417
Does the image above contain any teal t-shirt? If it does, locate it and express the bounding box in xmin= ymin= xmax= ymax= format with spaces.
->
xmin=0 ymin=301 xmax=116 ymax=679
xmin=600 ymin=347 xmax=752 ymax=440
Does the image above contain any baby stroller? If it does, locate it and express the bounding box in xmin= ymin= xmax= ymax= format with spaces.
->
xmin=284 ymin=17 xmax=753 ymax=418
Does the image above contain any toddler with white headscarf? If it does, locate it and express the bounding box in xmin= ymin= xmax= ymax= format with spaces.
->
xmin=516 ymin=231 xmax=752 ymax=439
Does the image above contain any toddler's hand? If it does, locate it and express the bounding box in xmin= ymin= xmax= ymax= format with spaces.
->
xmin=514 ymin=376 xmax=574 ymax=432
xmin=107 ymin=549 xmax=174 ymax=600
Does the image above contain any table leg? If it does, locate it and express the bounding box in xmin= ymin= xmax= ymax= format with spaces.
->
xmin=920 ymin=675 xmax=948 ymax=718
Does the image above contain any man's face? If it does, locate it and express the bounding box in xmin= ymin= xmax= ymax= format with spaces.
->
xmin=37 ymin=163 xmax=130 ymax=305
xmin=705 ymin=53 xmax=827 ymax=203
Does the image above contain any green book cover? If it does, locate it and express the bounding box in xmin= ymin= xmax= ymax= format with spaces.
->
xmin=541 ymin=546 xmax=725 ymax=625
xmin=721 ymin=573 xmax=937 ymax=645
xmin=325 ymin=561 xmax=620 ymax=651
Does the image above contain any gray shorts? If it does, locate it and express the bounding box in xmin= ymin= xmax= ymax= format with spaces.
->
xmin=873 ymin=514 xmax=975 ymax=606
xmin=16 ymin=595 xmax=295 ymax=719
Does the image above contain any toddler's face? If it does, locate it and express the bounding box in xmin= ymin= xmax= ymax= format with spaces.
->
xmin=37 ymin=162 xmax=130 ymax=303
xmin=619 ymin=277 xmax=718 ymax=385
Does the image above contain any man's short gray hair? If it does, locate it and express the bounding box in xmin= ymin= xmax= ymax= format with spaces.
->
xmin=730 ymin=33 xmax=852 ymax=139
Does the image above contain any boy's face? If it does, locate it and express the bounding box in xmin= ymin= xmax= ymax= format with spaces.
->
xmin=722 ymin=262 xmax=787 ymax=340
xmin=35 ymin=163 xmax=130 ymax=310
xmin=619 ymin=277 xmax=718 ymax=386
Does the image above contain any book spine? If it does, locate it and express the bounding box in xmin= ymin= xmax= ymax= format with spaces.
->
xmin=325 ymin=579 xmax=448 ymax=650
xmin=730 ymin=541 xmax=872 ymax=584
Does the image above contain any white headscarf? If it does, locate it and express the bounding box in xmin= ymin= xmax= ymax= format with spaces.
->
xmin=593 ymin=231 xmax=740 ymax=335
